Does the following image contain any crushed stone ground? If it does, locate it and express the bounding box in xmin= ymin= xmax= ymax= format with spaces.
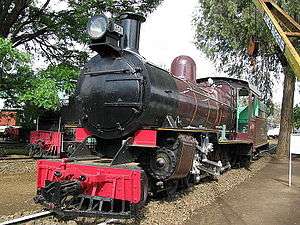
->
xmin=0 ymin=157 xmax=271 ymax=225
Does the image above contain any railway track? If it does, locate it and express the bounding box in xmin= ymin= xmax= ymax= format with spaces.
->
xmin=259 ymin=144 xmax=277 ymax=155
xmin=0 ymin=147 xmax=276 ymax=225
xmin=0 ymin=211 xmax=121 ymax=225
xmin=0 ymin=156 xmax=33 ymax=162
xmin=0 ymin=211 xmax=52 ymax=225
xmin=0 ymin=142 xmax=28 ymax=158
xmin=0 ymin=142 xmax=26 ymax=147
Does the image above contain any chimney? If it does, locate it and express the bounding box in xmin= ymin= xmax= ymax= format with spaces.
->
xmin=120 ymin=12 xmax=146 ymax=53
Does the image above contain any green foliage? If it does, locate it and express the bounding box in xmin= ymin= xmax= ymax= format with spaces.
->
xmin=19 ymin=65 xmax=80 ymax=110
xmin=37 ymin=64 xmax=80 ymax=95
xmin=1 ymin=0 xmax=163 ymax=65
xmin=0 ymin=37 xmax=80 ymax=111
xmin=0 ymin=1 xmax=163 ymax=124
xmin=0 ymin=0 xmax=163 ymax=112
xmin=193 ymin=0 xmax=299 ymax=101
xmin=0 ymin=37 xmax=32 ymax=107
xmin=294 ymin=104 xmax=300 ymax=129
xmin=0 ymin=37 xmax=31 ymax=76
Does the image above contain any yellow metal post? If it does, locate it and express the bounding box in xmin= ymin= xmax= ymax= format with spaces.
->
xmin=252 ymin=0 xmax=300 ymax=79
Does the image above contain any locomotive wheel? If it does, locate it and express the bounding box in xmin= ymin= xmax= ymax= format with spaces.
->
xmin=245 ymin=145 xmax=254 ymax=169
xmin=28 ymin=144 xmax=38 ymax=157
xmin=149 ymin=148 xmax=177 ymax=180
xmin=29 ymin=144 xmax=44 ymax=159
xmin=181 ymin=173 xmax=193 ymax=189
xmin=65 ymin=143 xmax=79 ymax=157
xmin=165 ymin=180 xmax=179 ymax=198
xmin=28 ymin=149 xmax=34 ymax=157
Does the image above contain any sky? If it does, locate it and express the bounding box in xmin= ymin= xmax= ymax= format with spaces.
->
xmin=140 ymin=0 xmax=217 ymax=78
xmin=139 ymin=0 xmax=300 ymax=105
xmin=0 ymin=0 xmax=299 ymax=109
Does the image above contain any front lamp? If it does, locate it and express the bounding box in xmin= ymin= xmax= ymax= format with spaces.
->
xmin=87 ymin=15 xmax=109 ymax=40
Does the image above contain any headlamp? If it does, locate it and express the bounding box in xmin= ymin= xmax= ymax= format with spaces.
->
xmin=87 ymin=15 xmax=109 ymax=39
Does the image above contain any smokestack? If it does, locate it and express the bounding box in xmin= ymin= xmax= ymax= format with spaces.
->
xmin=120 ymin=12 xmax=146 ymax=53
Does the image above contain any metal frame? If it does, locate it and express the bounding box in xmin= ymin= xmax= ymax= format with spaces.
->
xmin=253 ymin=0 xmax=300 ymax=79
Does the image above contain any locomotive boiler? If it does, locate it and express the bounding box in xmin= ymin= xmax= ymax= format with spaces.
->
xmin=34 ymin=12 xmax=268 ymax=219
xmin=77 ymin=14 xmax=235 ymax=140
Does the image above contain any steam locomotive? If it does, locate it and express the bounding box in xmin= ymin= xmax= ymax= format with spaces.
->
xmin=34 ymin=12 xmax=268 ymax=218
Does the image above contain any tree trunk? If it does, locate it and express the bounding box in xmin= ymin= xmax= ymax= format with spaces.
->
xmin=276 ymin=67 xmax=296 ymax=159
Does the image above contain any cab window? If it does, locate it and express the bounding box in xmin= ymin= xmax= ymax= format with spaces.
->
xmin=237 ymin=88 xmax=249 ymax=133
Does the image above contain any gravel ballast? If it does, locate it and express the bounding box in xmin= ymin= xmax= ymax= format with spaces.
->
xmin=0 ymin=159 xmax=35 ymax=175
xmin=0 ymin=157 xmax=271 ymax=225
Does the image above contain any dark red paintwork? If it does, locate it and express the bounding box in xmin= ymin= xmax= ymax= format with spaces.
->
xmin=36 ymin=160 xmax=143 ymax=204
xmin=198 ymin=77 xmax=268 ymax=148
xmin=3 ymin=127 xmax=20 ymax=141
xmin=171 ymin=55 xmax=196 ymax=81
xmin=249 ymin=117 xmax=268 ymax=148
xmin=171 ymin=56 xmax=235 ymax=131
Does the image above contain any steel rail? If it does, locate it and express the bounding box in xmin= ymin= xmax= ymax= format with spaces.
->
xmin=0 ymin=212 xmax=122 ymax=225
xmin=0 ymin=157 xmax=33 ymax=161
xmin=97 ymin=219 xmax=122 ymax=225
xmin=0 ymin=211 xmax=52 ymax=225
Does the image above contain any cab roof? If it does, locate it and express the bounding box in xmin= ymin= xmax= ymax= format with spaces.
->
xmin=197 ymin=77 xmax=261 ymax=97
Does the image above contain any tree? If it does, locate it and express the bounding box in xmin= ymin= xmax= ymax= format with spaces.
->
xmin=0 ymin=36 xmax=79 ymax=108
xmin=0 ymin=37 xmax=78 ymax=127
xmin=193 ymin=0 xmax=299 ymax=158
xmin=277 ymin=67 xmax=295 ymax=158
xmin=0 ymin=0 xmax=163 ymax=111
xmin=294 ymin=105 xmax=300 ymax=129
xmin=0 ymin=0 xmax=163 ymax=65
xmin=267 ymin=102 xmax=281 ymax=127
xmin=19 ymin=64 xmax=80 ymax=110
xmin=0 ymin=37 xmax=32 ymax=106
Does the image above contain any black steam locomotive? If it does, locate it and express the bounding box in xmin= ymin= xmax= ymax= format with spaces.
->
xmin=34 ymin=12 xmax=268 ymax=219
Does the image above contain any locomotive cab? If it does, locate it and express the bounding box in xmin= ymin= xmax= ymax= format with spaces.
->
xmin=237 ymin=87 xmax=250 ymax=133
xmin=234 ymin=81 xmax=268 ymax=148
